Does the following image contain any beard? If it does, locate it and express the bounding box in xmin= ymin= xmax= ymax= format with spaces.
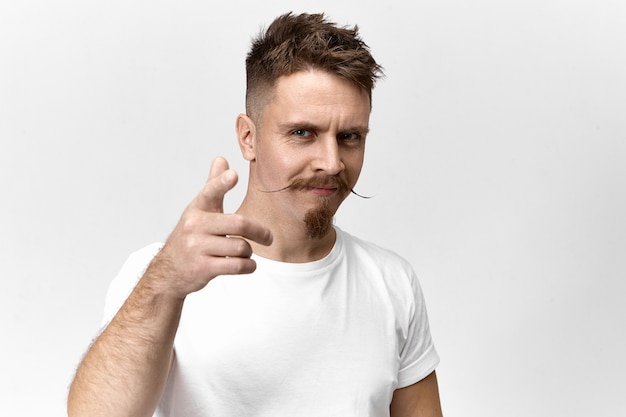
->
xmin=304 ymin=197 xmax=334 ymax=240
xmin=261 ymin=175 xmax=349 ymax=240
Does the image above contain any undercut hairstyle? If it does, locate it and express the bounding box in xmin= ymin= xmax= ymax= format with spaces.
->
xmin=245 ymin=12 xmax=384 ymax=123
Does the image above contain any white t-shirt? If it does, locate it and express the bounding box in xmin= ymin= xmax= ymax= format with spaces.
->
xmin=103 ymin=227 xmax=439 ymax=417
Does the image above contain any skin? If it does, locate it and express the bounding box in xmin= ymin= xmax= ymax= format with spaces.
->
xmin=67 ymin=158 xmax=272 ymax=417
xmin=391 ymin=371 xmax=443 ymax=417
xmin=236 ymin=69 xmax=370 ymax=262
xmin=67 ymin=69 xmax=442 ymax=417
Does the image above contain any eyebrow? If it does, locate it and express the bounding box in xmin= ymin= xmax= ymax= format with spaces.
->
xmin=279 ymin=122 xmax=370 ymax=135
xmin=346 ymin=126 xmax=370 ymax=135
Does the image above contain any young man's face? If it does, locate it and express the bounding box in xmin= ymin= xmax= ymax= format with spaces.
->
xmin=243 ymin=69 xmax=371 ymax=238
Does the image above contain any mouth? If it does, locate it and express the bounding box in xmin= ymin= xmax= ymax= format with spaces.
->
xmin=308 ymin=185 xmax=339 ymax=197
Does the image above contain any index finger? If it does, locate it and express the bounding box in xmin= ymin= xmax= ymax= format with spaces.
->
xmin=221 ymin=214 xmax=273 ymax=247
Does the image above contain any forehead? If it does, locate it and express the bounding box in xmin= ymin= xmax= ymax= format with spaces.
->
xmin=262 ymin=69 xmax=371 ymax=129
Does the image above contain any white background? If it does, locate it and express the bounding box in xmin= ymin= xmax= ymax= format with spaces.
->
xmin=1 ymin=0 xmax=625 ymax=415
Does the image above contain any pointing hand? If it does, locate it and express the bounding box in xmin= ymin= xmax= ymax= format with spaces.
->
xmin=144 ymin=157 xmax=272 ymax=299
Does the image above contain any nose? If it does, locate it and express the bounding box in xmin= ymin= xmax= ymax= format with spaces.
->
xmin=313 ymin=136 xmax=345 ymax=175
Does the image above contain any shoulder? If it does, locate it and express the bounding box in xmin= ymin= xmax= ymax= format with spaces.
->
xmin=337 ymin=228 xmax=421 ymax=297
xmin=337 ymin=229 xmax=433 ymax=349
xmin=338 ymin=228 xmax=415 ymax=276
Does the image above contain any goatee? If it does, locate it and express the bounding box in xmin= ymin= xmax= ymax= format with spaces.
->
xmin=304 ymin=198 xmax=334 ymax=239
xmin=260 ymin=174 xmax=348 ymax=239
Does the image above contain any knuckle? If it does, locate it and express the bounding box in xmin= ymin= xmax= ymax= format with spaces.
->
xmin=179 ymin=214 xmax=198 ymax=234
xmin=233 ymin=238 xmax=251 ymax=256
xmin=228 ymin=214 xmax=247 ymax=231
xmin=229 ymin=258 xmax=254 ymax=275
xmin=182 ymin=237 xmax=198 ymax=254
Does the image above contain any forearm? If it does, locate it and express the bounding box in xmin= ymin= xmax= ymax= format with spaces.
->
xmin=68 ymin=158 xmax=272 ymax=416
xmin=68 ymin=271 xmax=184 ymax=417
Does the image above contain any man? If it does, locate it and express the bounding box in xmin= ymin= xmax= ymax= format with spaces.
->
xmin=68 ymin=12 xmax=443 ymax=417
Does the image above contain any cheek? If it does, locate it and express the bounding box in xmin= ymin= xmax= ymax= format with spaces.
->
xmin=257 ymin=148 xmax=302 ymax=184
xmin=344 ymin=152 xmax=365 ymax=185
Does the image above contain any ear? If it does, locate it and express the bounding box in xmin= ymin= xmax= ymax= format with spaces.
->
xmin=236 ymin=114 xmax=257 ymax=161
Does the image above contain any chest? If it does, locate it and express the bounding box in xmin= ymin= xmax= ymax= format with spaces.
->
xmin=172 ymin=273 xmax=401 ymax=414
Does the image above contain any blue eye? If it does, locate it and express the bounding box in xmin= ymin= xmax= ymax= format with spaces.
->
xmin=293 ymin=129 xmax=311 ymax=137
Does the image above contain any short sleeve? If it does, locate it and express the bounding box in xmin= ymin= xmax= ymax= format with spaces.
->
xmin=101 ymin=243 xmax=163 ymax=326
xmin=396 ymin=268 xmax=440 ymax=388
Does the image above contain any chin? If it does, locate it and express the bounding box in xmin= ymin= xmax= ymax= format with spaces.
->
xmin=304 ymin=200 xmax=335 ymax=239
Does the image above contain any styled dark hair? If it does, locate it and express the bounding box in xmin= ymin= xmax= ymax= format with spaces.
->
xmin=245 ymin=12 xmax=383 ymax=121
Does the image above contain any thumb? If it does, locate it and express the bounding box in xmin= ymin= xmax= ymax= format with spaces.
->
xmin=193 ymin=157 xmax=238 ymax=213
xmin=208 ymin=156 xmax=229 ymax=181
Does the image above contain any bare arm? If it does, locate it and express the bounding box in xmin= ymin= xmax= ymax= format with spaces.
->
xmin=390 ymin=371 xmax=443 ymax=417
xmin=67 ymin=157 xmax=272 ymax=417
xmin=67 ymin=272 xmax=183 ymax=417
